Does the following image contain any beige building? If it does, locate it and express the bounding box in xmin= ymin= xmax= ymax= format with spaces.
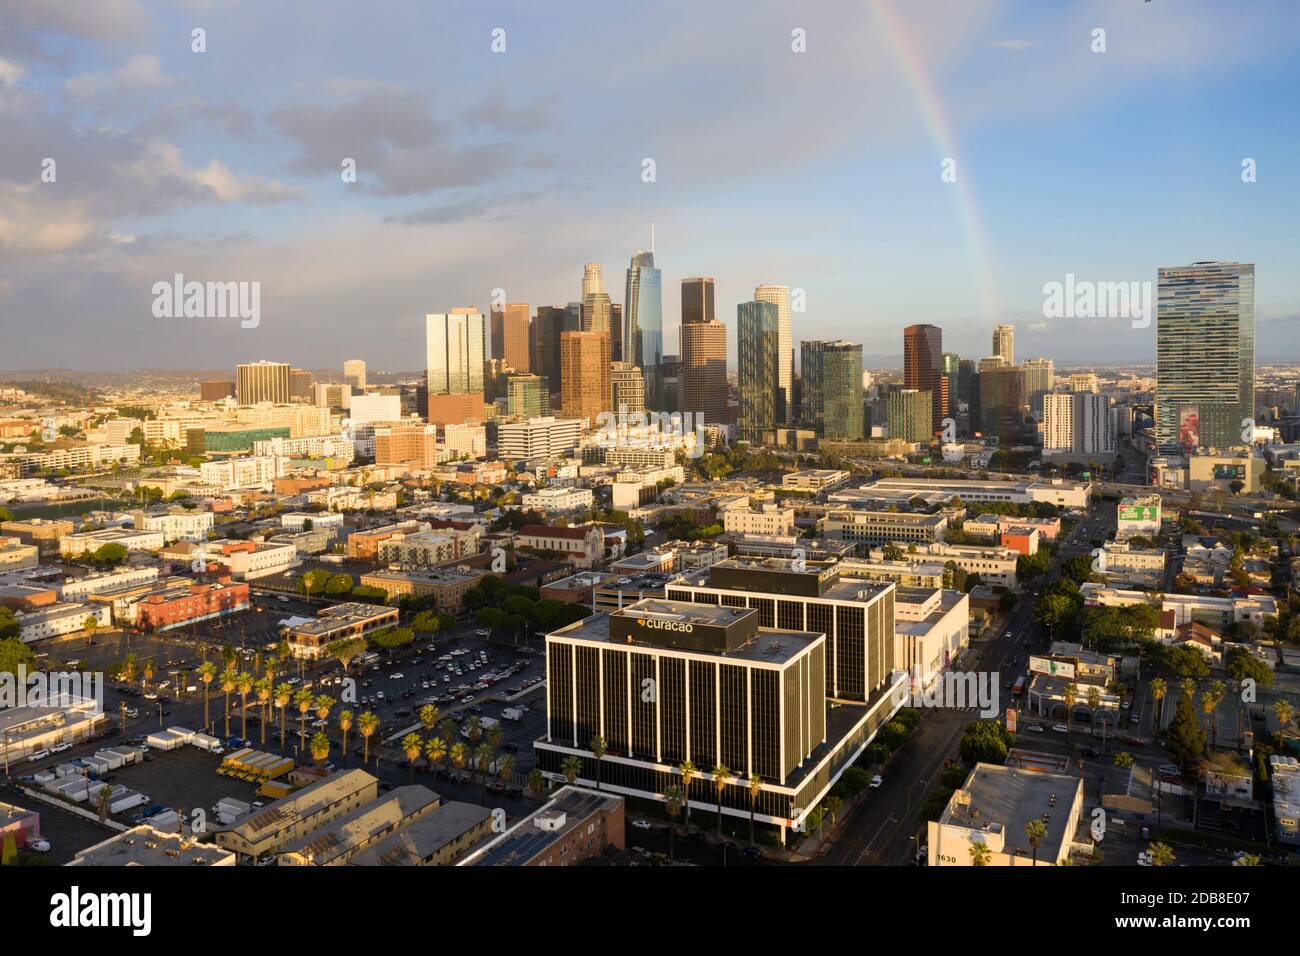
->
xmin=560 ymin=330 xmax=611 ymax=424
xmin=213 ymin=769 xmax=380 ymax=861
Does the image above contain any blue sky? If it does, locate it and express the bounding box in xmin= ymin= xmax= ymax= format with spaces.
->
xmin=1 ymin=0 xmax=1298 ymax=371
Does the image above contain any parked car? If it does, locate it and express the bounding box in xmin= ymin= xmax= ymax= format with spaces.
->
xmin=27 ymin=749 xmax=50 ymax=763
xmin=1051 ymin=724 xmax=1069 ymax=733
xmin=869 ymin=774 xmax=883 ymax=789
xmin=631 ymin=819 xmax=652 ymax=831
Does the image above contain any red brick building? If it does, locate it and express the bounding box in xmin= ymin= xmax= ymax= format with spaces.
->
xmin=134 ymin=579 xmax=250 ymax=631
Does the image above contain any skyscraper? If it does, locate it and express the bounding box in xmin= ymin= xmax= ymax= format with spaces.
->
xmin=507 ymin=374 xmax=550 ymax=420
xmin=1021 ymin=357 xmax=1054 ymax=419
xmin=289 ymin=368 xmax=314 ymax=403
xmin=941 ymin=352 xmax=961 ymax=418
xmin=1043 ymin=392 xmax=1116 ymax=457
xmin=800 ymin=340 xmax=829 ymax=428
xmin=979 ymin=365 xmax=1025 ymax=445
xmin=582 ymin=262 xmax=605 ymax=300
xmin=560 ymin=330 xmax=611 ymax=423
xmin=531 ymin=306 xmax=567 ymax=409
xmin=236 ymin=361 xmax=290 ymax=405
xmin=754 ymin=284 xmax=792 ymax=422
xmin=425 ymin=308 xmax=486 ymax=425
xmin=737 ymin=300 xmax=779 ymax=442
xmin=903 ymin=324 xmax=945 ymax=433
xmin=343 ymin=359 xmax=366 ymax=390
xmin=887 ymin=388 xmax=933 ymax=443
xmin=822 ymin=342 xmax=864 ymax=441
xmin=1156 ymin=261 xmax=1255 ymax=451
xmin=681 ymin=277 xmax=715 ymax=326
xmin=992 ymin=324 xmax=1015 ymax=366
xmin=581 ymin=292 xmax=611 ymax=334
xmin=492 ymin=303 xmax=531 ymax=372
xmin=625 ymin=250 xmax=663 ymax=407
xmin=610 ymin=362 xmax=646 ymax=415
xmin=681 ymin=319 xmax=728 ymax=425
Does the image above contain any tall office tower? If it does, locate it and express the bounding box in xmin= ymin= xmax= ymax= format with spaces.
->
xmin=610 ymin=304 xmax=623 ymax=363
xmin=425 ymin=308 xmax=486 ymax=425
xmin=1068 ymin=372 xmax=1099 ymax=393
xmin=979 ymin=365 xmax=1025 ymax=445
xmin=658 ymin=355 xmax=681 ymax=414
xmin=507 ymin=374 xmax=550 ymax=420
xmin=822 ymin=342 xmax=864 ymax=441
xmin=681 ymin=319 xmax=728 ymax=424
xmin=958 ymin=358 xmax=979 ymax=432
xmin=490 ymin=303 xmax=531 ymax=372
xmin=737 ymin=300 xmax=779 ymax=443
xmin=610 ymin=362 xmax=646 ymax=415
xmin=887 ymin=388 xmax=933 ymax=443
xmin=314 ymin=382 xmax=351 ymax=410
xmin=625 ymin=250 xmax=663 ymax=405
xmin=288 ymin=368 xmax=314 ymax=403
xmin=681 ymin=277 xmax=716 ymax=325
xmin=342 ymin=359 xmax=367 ymax=390
xmin=1021 ymin=357 xmax=1055 ymax=418
xmin=236 ymin=361 xmax=291 ymax=405
xmin=1156 ymin=262 xmax=1255 ymax=452
xmin=978 ymin=355 xmax=1005 ymax=372
xmin=582 ymin=262 xmax=605 ymax=300
xmin=903 ymin=324 xmax=945 ymax=433
xmin=800 ymin=340 xmax=829 ymax=429
xmin=483 ymin=359 xmax=511 ymax=404
xmin=560 ymin=330 xmax=611 ymax=423
xmin=581 ymin=291 xmax=611 ymax=334
xmin=532 ymin=306 xmax=567 ymax=406
xmin=754 ymin=284 xmax=792 ymax=422
xmin=992 ymin=324 xmax=1015 ymax=366
xmin=1043 ymin=392 xmax=1116 ymax=456
xmin=941 ymin=352 xmax=961 ymax=417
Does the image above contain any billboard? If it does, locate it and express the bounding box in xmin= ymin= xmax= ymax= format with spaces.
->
xmin=1178 ymin=406 xmax=1199 ymax=453
xmin=1118 ymin=504 xmax=1159 ymax=522
xmin=1212 ymin=463 xmax=1245 ymax=480
xmin=1028 ymin=656 xmax=1076 ymax=680
xmin=1006 ymin=708 xmax=1017 ymax=734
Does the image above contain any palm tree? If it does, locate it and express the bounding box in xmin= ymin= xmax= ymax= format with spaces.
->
xmin=294 ymin=688 xmax=313 ymax=753
xmin=97 ymin=784 xmax=112 ymax=824
xmin=337 ymin=709 xmax=354 ymax=764
xmin=1113 ymin=751 xmax=1134 ymax=769
xmin=1149 ymin=677 xmax=1167 ymax=726
xmin=1277 ymin=699 xmax=1296 ymax=744
xmin=526 ymin=767 xmax=546 ymax=800
xmin=426 ymin=735 xmax=448 ymax=779
xmin=1063 ymin=684 xmax=1077 ymax=738
xmin=1086 ymin=686 xmax=1101 ymax=740
xmin=487 ymin=723 xmax=504 ymax=753
xmin=1204 ymin=680 xmax=1226 ymax=749
xmin=220 ymin=668 xmax=238 ymax=738
xmin=678 ymin=760 xmax=697 ymax=828
xmin=969 ymin=840 xmax=992 ymax=866
xmin=274 ymin=683 xmax=292 ymax=751
xmin=142 ymin=659 xmax=155 ymax=691
xmin=1148 ymin=841 xmax=1176 ymax=867
xmin=314 ymin=694 xmax=334 ymax=730
xmin=121 ymin=653 xmax=138 ymax=690
xmin=197 ymin=661 xmax=216 ymax=731
xmin=589 ymin=735 xmax=607 ymax=791
xmin=358 ymin=711 xmax=380 ymax=765
xmin=711 ymin=764 xmax=731 ymax=838
xmin=438 ymin=717 xmax=455 ymax=743
xmin=236 ymin=671 xmax=253 ymax=741
xmin=1025 ymin=818 xmax=1048 ymax=866
xmin=496 ymin=753 xmax=516 ymax=789
xmin=464 ymin=716 xmax=482 ymax=749
xmin=825 ymin=795 xmax=843 ymax=830
xmin=401 ymin=733 xmax=423 ymax=782
xmin=1234 ymin=854 xmax=1261 ymax=866
xmin=663 ymin=784 xmax=685 ymax=862
xmin=1180 ymin=677 xmax=1197 ymax=703
xmin=747 ymin=773 xmax=763 ymax=846
xmin=560 ymin=754 xmax=582 ymax=786
xmin=418 ymin=704 xmax=439 ymax=736
xmin=450 ymin=741 xmax=469 ymax=796
xmin=308 ymin=731 xmax=330 ymax=769
xmin=254 ymin=677 xmax=272 ymax=746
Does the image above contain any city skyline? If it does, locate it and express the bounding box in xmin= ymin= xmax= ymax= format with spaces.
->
xmin=3 ymin=1 xmax=1300 ymax=371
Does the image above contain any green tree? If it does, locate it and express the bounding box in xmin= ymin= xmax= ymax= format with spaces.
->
xmin=1025 ymin=818 xmax=1048 ymax=866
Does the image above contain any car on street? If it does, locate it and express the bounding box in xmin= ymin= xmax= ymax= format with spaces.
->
xmin=869 ymin=774 xmax=883 ymax=788
xmin=28 ymin=749 xmax=50 ymax=762
xmin=1051 ymin=724 xmax=1069 ymax=733
xmin=631 ymin=819 xmax=652 ymax=831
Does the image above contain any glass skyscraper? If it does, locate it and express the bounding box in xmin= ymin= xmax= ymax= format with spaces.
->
xmin=624 ymin=251 xmax=662 ymax=406
xmin=822 ymin=341 xmax=864 ymax=441
xmin=1155 ymin=261 xmax=1255 ymax=452
xmin=737 ymin=300 xmax=778 ymax=442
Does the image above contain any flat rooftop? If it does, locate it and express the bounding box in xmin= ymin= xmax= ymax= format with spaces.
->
xmin=349 ymin=801 xmax=492 ymax=866
xmin=461 ymin=786 xmax=621 ymax=866
xmin=944 ymin=763 xmax=1082 ymax=858
xmin=72 ymin=825 xmax=234 ymax=866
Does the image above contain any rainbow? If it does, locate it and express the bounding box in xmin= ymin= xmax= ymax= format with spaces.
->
xmin=868 ymin=0 xmax=999 ymax=322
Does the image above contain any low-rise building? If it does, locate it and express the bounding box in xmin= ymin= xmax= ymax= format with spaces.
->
xmin=928 ymin=763 xmax=1085 ymax=866
xmin=894 ymin=588 xmax=971 ymax=690
xmin=284 ymin=603 xmax=401 ymax=659
xmin=133 ymin=579 xmax=250 ymax=632
xmin=515 ymin=524 xmax=605 ymax=569
xmin=781 ymin=469 xmax=850 ymax=493
xmin=69 ymin=825 xmax=236 ymax=866
xmin=59 ymin=527 xmax=165 ymax=558
xmin=213 ymin=769 xmax=380 ymax=861
xmin=278 ymin=785 xmax=442 ymax=866
xmin=459 ymin=786 xmax=624 ymax=866
xmin=521 ymin=486 xmax=594 ymax=514
xmin=357 ymin=567 xmax=487 ymax=613
xmin=818 ymin=509 xmax=948 ymax=551
xmin=205 ymin=539 xmax=299 ymax=581
xmin=348 ymin=801 xmax=493 ymax=866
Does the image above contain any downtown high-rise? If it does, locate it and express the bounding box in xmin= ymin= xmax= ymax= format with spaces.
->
xmin=425 ymin=309 xmax=486 ymax=425
xmin=737 ymin=299 xmax=779 ymax=442
xmin=903 ymin=324 xmax=945 ymax=434
xmin=680 ymin=278 xmax=727 ymax=426
xmin=992 ymin=324 xmax=1015 ymax=366
xmin=1155 ymin=261 xmax=1255 ymax=451
xmin=236 ymin=361 xmax=291 ymax=405
xmin=491 ymin=302 xmax=531 ymax=372
xmin=754 ymin=284 xmax=793 ymax=422
xmin=625 ymin=250 xmax=662 ymax=406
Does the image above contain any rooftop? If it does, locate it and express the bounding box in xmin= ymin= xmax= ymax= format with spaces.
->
xmin=460 ymin=786 xmax=621 ymax=866
xmin=348 ymin=801 xmax=492 ymax=866
xmin=72 ymin=825 xmax=234 ymax=866
xmin=942 ymin=763 xmax=1083 ymax=859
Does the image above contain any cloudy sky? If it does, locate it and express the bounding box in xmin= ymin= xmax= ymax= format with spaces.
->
xmin=2 ymin=0 xmax=1298 ymax=373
